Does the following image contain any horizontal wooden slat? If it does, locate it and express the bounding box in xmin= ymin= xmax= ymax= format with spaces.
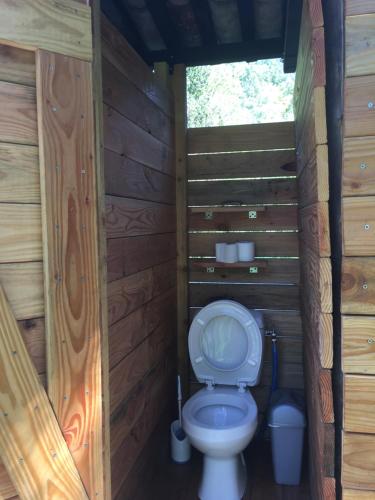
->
xmin=103 ymin=104 xmax=174 ymax=176
xmin=300 ymin=202 xmax=331 ymax=257
xmin=0 ymin=203 xmax=41 ymax=263
xmin=298 ymin=145 xmax=329 ymax=207
xmin=109 ymin=290 xmax=176 ymax=369
xmin=346 ymin=1 xmax=375 ymax=15
xmin=343 ymin=196 xmax=375 ymax=255
xmin=104 ymin=149 xmax=175 ymax=204
xmin=343 ymin=136 xmax=375 ymax=196
xmin=189 ymin=259 xmax=300 ymax=284
xmin=189 ymin=232 xmax=299 ymax=257
xmin=342 ymin=432 xmax=375 ymax=489
xmin=106 ymin=196 xmax=175 ymax=238
xmin=187 ymin=149 xmax=296 ymax=179
xmin=0 ymin=81 xmax=37 ymax=145
xmin=189 ymin=205 xmax=298 ymax=231
xmin=188 ymin=283 xmax=300 ymax=309
xmin=346 ymin=14 xmax=375 ymax=77
xmin=101 ymin=15 xmax=173 ymax=116
xmin=107 ymin=234 xmax=177 ymax=282
xmin=342 ymin=257 xmax=375 ymax=314
xmin=342 ymin=315 xmax=375 ymax=374
xmin=300 ymin=249 xmax=332 ymax=314
xmin=344 ymin=375 xmax=375 ymax=433
xmin=107 ymin=260 xmax=176 ymax=326
xmin=264 ymin=337 xmax=303 ymax=364
xmin=188 ymin=178 xmax=297 ymax=205
xmin=102 ymin=57 xmax=173 ymax=146
xmin=343 ymin=489 xmax=375 ymax=500
xmin=0 ymin=45 xmax=35 ymax=86
xmin=344 ymin=75 xmax=375 ymax=137
xmin=0 ymin=262 xmax=43 ymax=319
xmin=0 ymin=143 xmax=39 ymax=203
xmin=187 ymin=122 xmax=295 ymax=154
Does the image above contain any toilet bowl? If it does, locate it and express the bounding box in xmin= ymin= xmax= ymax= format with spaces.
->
xmin=183 ymin=300 xmax=264 ymax=500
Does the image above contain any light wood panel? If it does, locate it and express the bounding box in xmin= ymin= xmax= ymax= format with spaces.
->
xmin=344 ymin=75 xmax=375 ymax=137
xmin=18 ymin=317 xmax=45 ymax=375
xmin=36 ymin=51 xmax=104 ymax=498
xmin=0 ymin=283 xmax=87 ymax=499
xmin=0 ymin=81 xmax=37 ymax=145
xmin=346 ymin=1 xmax=375 ymax=16
xmin=342 ymin=432 xmax=375 ymax=489
xmin=343 ymin=136 xmax=375 ymax=196
xmin=0 ymin=0 xmax=92 ymax=61
xmin=342 ymin=315 xmax=375 ymax=374
xmin=0 ymin=143 xmax=39 ymax=203
xmin=346 ymin=14 xmax=375 ymax=77
xmin=298 ymin=145 xmax=329 ymax=207
xmin=187 ymin=122 xmax=295 ymax=154
xmin=0 ymin=204 xmax=41 ymax=263
xmin=0 ymin=45 xmax=35 ymax=86
xmin=187 ymin=149 xmax=296 ymax=179
xmin=343 ymin=197 xmax=375 ymax=255
xmin=343 ymin=490 xmax=375 ymax=499
xmin=344 ymin=375 xmax=375 ymax=433
xmin=300 ymin=202 xmax=331 ymax=257
xmin=342 ymin=257 xmax=375 ymax=314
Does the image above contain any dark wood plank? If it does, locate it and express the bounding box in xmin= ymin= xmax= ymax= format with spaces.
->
xmin=188 ymin=178 xmax=297 ymax=205
xmin=105 ymin=196 xmax=176 ymax=238
xmin=107 ymin=233 xmax=177 ymax=282
xmin=187 ymin=149 xmax=296 ymax=180
xmin=104 ymin=149 xmax=175 ymax=204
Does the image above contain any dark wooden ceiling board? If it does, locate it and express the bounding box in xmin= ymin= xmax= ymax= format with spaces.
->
xmin=237 ymin=0 xmax=255 ymax=41
xmin=190 ymin=0 xmax=217 ymax=46
xmin=284 ymin=0 xmax=303 ymax=73
xmin=145 ymin=0 xmax=182 ymax=52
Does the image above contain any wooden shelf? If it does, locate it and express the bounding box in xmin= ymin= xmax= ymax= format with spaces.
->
xmin=192 ymin=260 xmax=267 ymax=274
xmin=189 ymin=206 xmax=267 ymax=220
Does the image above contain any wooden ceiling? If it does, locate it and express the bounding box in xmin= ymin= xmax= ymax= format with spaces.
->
xmin=101 ymin=0 xmax=302 ymax=72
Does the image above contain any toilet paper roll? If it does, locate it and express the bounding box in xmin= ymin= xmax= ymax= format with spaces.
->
xmin=237 ymin=241 xmax=255 ymax=262
xmin=224 ymin=243 xmax=238 ymax=263
xmin=215 ymin=243 xmax=227 ymax=263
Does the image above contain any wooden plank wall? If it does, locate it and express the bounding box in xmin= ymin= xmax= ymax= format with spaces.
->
xmin=101 ymin=16 xmax=177 ymax=499
xmin=293 ymin=0 xmax=335 ymax=498
xmin=341 ymin=1 xmax=375 ymax=495
xmin=187 ymin=122 xmax=304 ymax=412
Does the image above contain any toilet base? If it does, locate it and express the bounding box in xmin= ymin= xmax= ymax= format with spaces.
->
xmin=199 ymin=452 xmax=247 ymax=500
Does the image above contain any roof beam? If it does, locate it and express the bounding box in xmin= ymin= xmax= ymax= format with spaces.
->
xmin=237 ymin=0 xmax=255 ymax=41
xmin=145 ymin=0 xmax=181 ymax=54
xmin=152 ymin=38 xmax=283 ymax=67
xmin=190 ymin=0 xmax=217 ymax=46
xmin=283 ymin=0 xmax=303 ymax=73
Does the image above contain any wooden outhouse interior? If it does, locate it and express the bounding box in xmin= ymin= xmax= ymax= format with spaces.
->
xmin=1 ymin=1 xmax=375 ymax=499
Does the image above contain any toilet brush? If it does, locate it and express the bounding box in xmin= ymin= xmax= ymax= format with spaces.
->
xmin=176 ymin=375 xmax=185 ymax=440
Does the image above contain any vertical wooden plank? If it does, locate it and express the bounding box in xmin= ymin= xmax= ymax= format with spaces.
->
xmin=36 ymin=51 xmax=104 ymax=497
xmin=0 ymin=283 xmax=87 ymax=499
xmin=91 ymin=1 xmax=111 ymax=497
xmin=172 ymin=65 xmax=189 ymax=398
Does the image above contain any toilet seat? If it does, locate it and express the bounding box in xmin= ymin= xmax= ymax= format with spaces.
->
xmin=189 ymin=300 xmax=264 ymax=387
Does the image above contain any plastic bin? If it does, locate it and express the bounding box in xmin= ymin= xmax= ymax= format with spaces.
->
xmin=268 ymin=389 xmax=306 ymax=486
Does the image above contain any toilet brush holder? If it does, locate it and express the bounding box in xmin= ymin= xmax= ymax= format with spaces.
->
xmin=170 ymin=420 xmax=191 ymax=463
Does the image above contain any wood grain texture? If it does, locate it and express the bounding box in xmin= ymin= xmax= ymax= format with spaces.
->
xmin=346 ymin=0 xmax=375 ymax=15
xmin=18 ymin=317 xmax=45 ymax=375
xmin=0 ymin=143 xmax=39 ymax=203
xmin=0 ymin=203 xmax=41 ymax=263
xmin=36 ymin=51 xmax=104 ymax=498
xmin=0 ymin=283 xmax=87 ymax=499
xmin=0 ymin=262 xmax=43 ymax=320
xmin=187 ymin=149 xmax=296 ymax=180
xmin=0 ymin=81 xmax=37 ymax=145
xmin=0 ymin=0 xmax=92 ymax=61
xmin=346 ymin=14 xmax=375 ymax=77
xmin=342 ymin=257 xmax=375 ymax=314
xmin=0 ymin=463 xmax=17 ymax=499
xmin=343 ymin=489 xmax=375 ymax=499
xmin=342 ymin=432 xmax=375 ymax=489
xmin=343 ymin=196 xmax=375 ymax=256
xmin=342 ymin=315 xmax=375 ymax=374
xmin=0 ymin=45 xmax=35 ymax=86
xmin=344 ymin=375 xmax=375 ymax=433
xmin=343 ymin=136 xmax=375 ymax=196
xmin=187 ymin=122 xmax=295 ymax=154
xmin=106 ymin=196 xmax=175 ymax=238
xmin=104 ymin=149 xmax=175 ymax=204
xmin=300 ymin=202 xmax=331 ymax=257
xmin=298 ymin=145 xmax=329 ymax=207
xmin=344 ymin=75 xmax=375 ymax=137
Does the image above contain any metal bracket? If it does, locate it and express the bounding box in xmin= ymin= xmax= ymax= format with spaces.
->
xmin=206 ymin=266 xmax=215 ymax=273
xmin=204 ymin=210 xmax=213 ymax=220
xmin=249 ymin=266 xmax=258 ymax=274
xmin=248 ymin=210 xmax=257 ymax=219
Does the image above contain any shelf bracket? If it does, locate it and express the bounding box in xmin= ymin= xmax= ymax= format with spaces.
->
xmin=206 ymin=266 xmax=215 ymax=273
xmin=249 ymin=266 xmax=258 ymax=274
xmin=204 ymin=210 xmax=213 ymax=220
xmin=248 ymin=210 xmax=257 ymax=219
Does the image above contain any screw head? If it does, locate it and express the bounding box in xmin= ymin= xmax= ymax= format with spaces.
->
xmin=368 ymin=101 xmax=374 ymax=109
xmin=360 ymin=163 xmax=368 ymax=170
xmin=364 ymin=223 xmax=370 ymax=230
xmin=363 ymin=282 xmax=368 ymax=290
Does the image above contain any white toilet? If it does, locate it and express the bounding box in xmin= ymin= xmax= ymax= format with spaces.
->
xmin=182 ymin=300 xmax=264 ymax=500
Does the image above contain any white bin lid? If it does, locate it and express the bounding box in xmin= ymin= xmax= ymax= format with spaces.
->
xmin=268 ymin=390 xmax=306 ymax=428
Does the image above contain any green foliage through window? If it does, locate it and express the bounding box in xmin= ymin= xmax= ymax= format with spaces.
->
xmin=187 ymin=59 xmax=295 ymax=128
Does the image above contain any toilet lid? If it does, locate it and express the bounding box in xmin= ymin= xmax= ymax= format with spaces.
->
xmin=189 ymin=300 xmax=264 ymax=387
